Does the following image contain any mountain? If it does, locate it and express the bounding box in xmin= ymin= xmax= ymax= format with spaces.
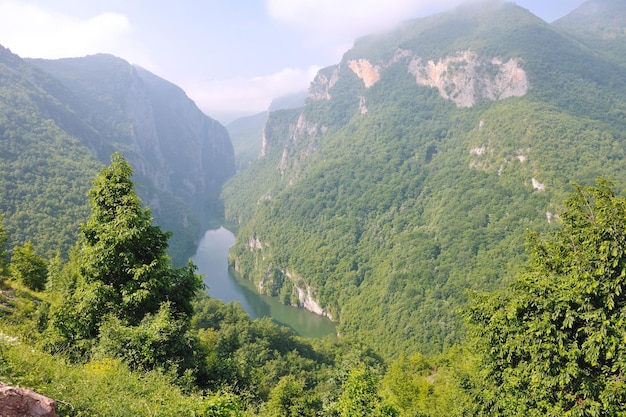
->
xmin=227 ymin=111 xmax=268 ymax=171
xmin=222 ymin=0 xmax=626 ymax=357
xmin=554 ymin=0 xmax=626 ymax=39
xmin=268 ymin=91 xmax=307 ymax=111
xmin=227 ymin=92 xmax=307 ymax=171
xmin=0 ymin=47 xmax=235 ymax=263
xmin=553 ymin=0 xmax=626 ymax=66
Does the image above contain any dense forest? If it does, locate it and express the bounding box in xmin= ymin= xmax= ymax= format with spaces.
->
xmin=222 ymin=0 xmax=626 ymax=357
xmin=2 ymin=0 xmax=626 ymax=415
xmin=3 ymin=155 xmax=626 ymax=416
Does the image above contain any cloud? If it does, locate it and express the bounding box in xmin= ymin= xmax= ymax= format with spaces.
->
xmin=184 ymin=66 xmax=321 ymax=122
xmin=266 ymin=0 xmax=464 ymax=50
xmin=0 ymin=0 xmax=136 ymax=60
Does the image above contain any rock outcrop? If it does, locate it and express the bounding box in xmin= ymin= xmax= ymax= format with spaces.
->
xmin=343 ymin=49 xmax=528 ymax=108
xmin=308 ymin=66 xmax=340 ymax=100
xmin=0 ymin=382 xmax=58 ymax=417
xmin=24 ymin=54 xmax=236 ymax=261
xmin=408 ymin=50 xmax=529 ymax=107
xmin=347 ymin=59 xmax=380 ymax=88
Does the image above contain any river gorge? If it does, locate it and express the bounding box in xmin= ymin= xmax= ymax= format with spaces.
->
xmin=192 ymin=227 xmax=337 ymax=338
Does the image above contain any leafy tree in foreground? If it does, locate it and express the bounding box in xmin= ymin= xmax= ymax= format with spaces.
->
xmin=80 ymin=152 xmax=201 ymax=324
xmin=467 ymin=178 xmax=626 ymax=416
xmin=45 ymin=153 xmax=202 ymax=364
xmin=9 ymin=241 xmax=47 ymax=291
xmin=263 ymin=375 xmax=320 ymax=417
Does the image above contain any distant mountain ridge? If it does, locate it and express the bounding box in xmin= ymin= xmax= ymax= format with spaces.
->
xmin=554 ymin=0 xmax=626 ymax=66
xmin=222 ymin=0 xmax=626 ymax=356
xmin=554 ymin=0 xmax=626 ymax=39
xmin=227 ymin=92 xmax=307 ymax=171
xmin=0 ymin=47 xmax=235 ymax=263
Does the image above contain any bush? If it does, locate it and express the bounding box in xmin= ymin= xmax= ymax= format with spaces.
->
xmin=9 ymin=241 xmax=47 ymax=291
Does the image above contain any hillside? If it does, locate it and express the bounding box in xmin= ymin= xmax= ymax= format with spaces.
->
xmin=553 ymin=0 xmax=626 ymax=67
xmin=554 ymin=0 xmax=626 ymax=39
xmin=227 ymin=92 xmax=307 ymax=171
xmin=227 ymin=111 xmax=268 ymax=171
xmin=222 ymin=0 xmax=626 ymax=357
xmin=0 ymin=48 xmax=235 ymax=263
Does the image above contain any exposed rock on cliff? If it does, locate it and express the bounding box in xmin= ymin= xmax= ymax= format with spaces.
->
xmin=408 ymin=50 xmax=528 ymax=107
xmin=344 ymin=50 xmax=528 ymax=107
xmin=308 ymin=66 xmax=340 ymax=100
xmin=25 ymin=54 xmax=236 ymax=262
xmin=347 ymin=59 xmax=381 ymax=88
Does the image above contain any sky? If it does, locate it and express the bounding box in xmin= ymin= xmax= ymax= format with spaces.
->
xmin=0 ymin=0 xmax=587 ymax=124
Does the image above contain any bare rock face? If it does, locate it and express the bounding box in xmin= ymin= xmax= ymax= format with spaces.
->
xmin=0 ymin=382 xmax=58 ymax=417
xmin=308 ymin=66 xmax=340 ymax=100
xmin=329 ymin=50 xmax=528 ymax=108
xmin=347 ymin=59 xmax=380 ymax=88
xmin=408 ymin=50 xmax=529 ymax=107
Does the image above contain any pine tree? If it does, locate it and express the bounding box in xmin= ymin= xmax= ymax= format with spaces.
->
xmin=45 ymin=153 xmax=202 ymax=361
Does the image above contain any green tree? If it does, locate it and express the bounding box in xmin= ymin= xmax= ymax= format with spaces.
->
xmin=264 ymin=375 xmax=320 ymax=417
xmin=95 ymin=302 xmax=198 ymax=372
xmin=79 ymin=152 xmax=200 ymax=324
xmin=467 ymin=179 xmax=626 ymax=416
xmin=9 ymin=241 xmax=47 ymax=291
xmin=335 ymin=366 xmax=398 ymax=417
xmin=45 ymin=152 xmax=202 ymax=362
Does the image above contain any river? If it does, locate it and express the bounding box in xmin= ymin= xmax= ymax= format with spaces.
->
xmin=192 ymin=227 xmax=337 ymax=338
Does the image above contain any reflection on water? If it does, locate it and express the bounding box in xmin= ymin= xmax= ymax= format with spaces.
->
xmin=192 ymin=227 xmax=337 ymax=338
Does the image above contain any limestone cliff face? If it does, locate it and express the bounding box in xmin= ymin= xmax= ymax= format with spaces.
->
xmin=347 ymin=59 xmax=381 ymax=88
xmin=130 ymin=66 xmax=234 ymax=209
xmin=28 ymin=54 xmax=236 ymax=260
xmin=29 ymin=56 xmax=235 ymax=211
xmin=308 ymin=66 xmax=340 ymax=100
xmin=343 ymin=49 xmax=528 ymax=107
xmin=408 ymin=50 xmax=528 ymax=107
xmin=277 ymin=113 xmax=322 ymax=179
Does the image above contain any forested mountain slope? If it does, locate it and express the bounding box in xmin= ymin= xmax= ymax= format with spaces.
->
xmin=553 ymin=0 xmax=626 ymax=66
xmin=0 ymin=45 xmax=102 ymax=258
xmin=0 ymin=47 xmax=235 ymax=263
xmin=554 ymin=0 xmax=626 ymax=38
xmin=222 ymin=0 xmax=626 ymax=357
xmin=227 ymin=111 xmax=268 ymax=171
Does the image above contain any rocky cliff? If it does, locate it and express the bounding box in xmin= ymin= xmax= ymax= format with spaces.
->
xmin=0 ymin=47 xmax=235 ymax=263
xmin=29 ymin=55 xmax=235 ymax=220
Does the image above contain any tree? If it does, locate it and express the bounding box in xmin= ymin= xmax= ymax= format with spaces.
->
xmin=79 ymin=152 xmax=201 ymax=324
xmin=264 ymin=375 xmax=320 ymax=417
xmin=95 ymin=302 xmax=198 ymax=372
xmin=335 ymin=366 xmax=398 ymax=417
xmin=9 ymin=241 xmax=47 ymax=291
xmin=467 ymin=179 xmax=626 ymax=416
xmin=45 ymin=152 xmax=202 ymax=362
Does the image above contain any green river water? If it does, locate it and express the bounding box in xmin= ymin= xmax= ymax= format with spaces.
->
xmin=192 ymin=227 xmax=337 ymax=338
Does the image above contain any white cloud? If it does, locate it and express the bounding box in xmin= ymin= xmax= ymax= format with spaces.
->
xmin=0 ymin=0 xmax=136 ymax=60
xmin=184 ymin=66 xmax=321 ymax=122
xmin=266 ymin=0 xmax=464 ymax=49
